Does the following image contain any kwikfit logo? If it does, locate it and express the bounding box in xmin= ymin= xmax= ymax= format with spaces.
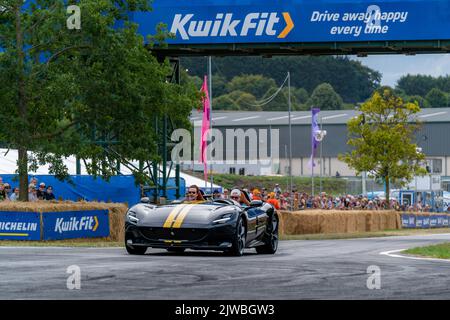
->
xmin=170 ymin=12 xmax=294 ymax=40
xmin=54 ymin=216 xmax=99 ymax=234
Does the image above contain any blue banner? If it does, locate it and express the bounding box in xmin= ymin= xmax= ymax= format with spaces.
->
xmin=0 ymin=175 xmax=186 ymax=206
xmin=0 ymin=212 xmax=41 ymax=240
xmin=401 ymin=214 xmax=416 ymax=229
xmin=443 ymin=215 xmax=449 ymax=227
xmin=430 ymin=216 xmax=438 ymax=228
xmin=42 ymin=210 xmax=110 ymax=240
xmin=132 ymin=0 xmax=450 ymax=44
xmin=421 ymin=216 xmax=430 ymax=229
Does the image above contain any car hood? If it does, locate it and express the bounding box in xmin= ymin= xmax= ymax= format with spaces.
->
xmin=130 ymin=203 xmax=238 ymax=228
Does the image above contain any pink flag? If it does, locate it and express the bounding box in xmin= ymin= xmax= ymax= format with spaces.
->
xmin=200 ymin=76 xmax=211 ymax=182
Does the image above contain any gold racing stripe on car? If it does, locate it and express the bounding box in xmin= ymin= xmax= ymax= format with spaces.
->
xmin=163 ymin=204 xmax=187 ymax=228
xmin=172 ymin=204 xmax=197 ymax=228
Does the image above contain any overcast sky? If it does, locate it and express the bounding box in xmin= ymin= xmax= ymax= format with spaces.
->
xmin=353 ymin=54 xmax=450 ymax=87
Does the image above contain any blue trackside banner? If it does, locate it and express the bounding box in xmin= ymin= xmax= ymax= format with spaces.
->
xmin=0 ymin=212 xmax=41 ymax=240
xmin=401 ymin=214 xmax=416 ymax=229
xmin=43 ymin=210 xmax=109 ymax=240
xmin=131 ymin=0 xmax=450 ymax=44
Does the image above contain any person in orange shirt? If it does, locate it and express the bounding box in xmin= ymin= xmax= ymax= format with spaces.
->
xmin=252 ymin=188 xmax=262 ymax=201
xmin=266 ymin=192 xmax=280 ymax=210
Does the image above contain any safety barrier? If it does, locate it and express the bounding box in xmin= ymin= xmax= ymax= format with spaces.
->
xmin=400 ymin=213 xmax=450 ymax=229
xmin=277 ymin=210 xmax=401 ymax=235
xmin=0 ymin=202 xmax=127 ymax=241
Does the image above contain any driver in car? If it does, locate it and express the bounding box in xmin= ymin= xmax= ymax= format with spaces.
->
xmin=184 ymin=185 xmax=205 ymax=203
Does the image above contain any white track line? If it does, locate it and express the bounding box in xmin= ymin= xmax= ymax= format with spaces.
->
xmin=380 ymin=249 xmax=450 ymax=263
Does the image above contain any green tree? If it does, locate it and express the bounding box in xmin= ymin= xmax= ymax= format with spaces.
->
xmin=226 ymin=74 xmax=276 ymax=98
xmin=182 ymin=56 xmax=381 ymax=103
xmin=230 ymin=91 xmax=262 ymax=111
xmin=212 ymin=75 xmax=228 ymax=97
xmin=293 ymin=87 xmax=309 ymax=104
xmin=406 ymin=95 xmax=429 ymax=108
xmin=213 ymin=94 xmax=239 ymax=110
xmin=339 ymin=89 xmax=427 ymax=203
xmin=425 ymin=88 xmax=448 ymax=108
xmin=307 ymin=83 xmax=343 ymax=110
xmin=396 ymin=74 xmax=437 ymax=97
xmin=259 ymin=87 xmax=302 ymax=111
xmin=0 ymin=0 xmax=198 ymax=200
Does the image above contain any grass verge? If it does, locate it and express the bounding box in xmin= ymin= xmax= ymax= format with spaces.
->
xmin=404 ymin=242 xmax=450 ymax=260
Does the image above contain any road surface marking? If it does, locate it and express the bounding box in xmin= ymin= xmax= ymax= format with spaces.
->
xmin=380 ymin=249 xmax=450 ymax=263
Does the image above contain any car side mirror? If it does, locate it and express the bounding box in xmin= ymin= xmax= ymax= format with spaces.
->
xmin=140 ymin=197 xmax=150 ymax=203
xmin=250 ymin=200 xmax=263 ymax=207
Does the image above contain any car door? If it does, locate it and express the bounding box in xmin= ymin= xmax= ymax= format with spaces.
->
xmin=255 ymin=205 xmax=269 ymax=239
xmin=244 ymin=206 xmax=259 ymax=242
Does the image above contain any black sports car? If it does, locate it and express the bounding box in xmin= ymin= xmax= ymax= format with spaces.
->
xmin=125 ymin=198 xmax=279 ymax=256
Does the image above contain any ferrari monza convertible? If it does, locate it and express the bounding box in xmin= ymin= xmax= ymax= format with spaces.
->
xmin=125 ymin=198 xmax=279 ymax=256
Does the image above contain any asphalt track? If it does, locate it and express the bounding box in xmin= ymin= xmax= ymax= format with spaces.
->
xmin=1 ymin=234 xmax=450 ymax=300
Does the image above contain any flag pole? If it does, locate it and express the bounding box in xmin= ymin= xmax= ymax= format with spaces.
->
xmin=208 ymin=56 xmax=213 ymax=194
xmin=288 ymin=72 xmax=293 ymax=210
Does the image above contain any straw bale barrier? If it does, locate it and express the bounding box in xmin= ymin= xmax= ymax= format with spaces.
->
xmin=0 ymin=201 xmax=127 ymax=241
xmin=277 ymin=210 xmax=402 ymax=235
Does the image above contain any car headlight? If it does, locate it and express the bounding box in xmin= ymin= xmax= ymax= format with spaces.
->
xmin=213 ymin=213 xmax=235 ymax=224
xmin=127 ymin=210 xmax=139 ymax=224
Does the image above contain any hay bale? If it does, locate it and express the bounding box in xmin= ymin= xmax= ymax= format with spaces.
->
xmin=277 ymin=209 xmax=401 ymax=235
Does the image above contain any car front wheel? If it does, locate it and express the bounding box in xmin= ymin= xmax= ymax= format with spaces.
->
xmin=256 ymin=213 xmax=278 ymax=254
xmin=226 ymin=216 xmax=246 ymax=256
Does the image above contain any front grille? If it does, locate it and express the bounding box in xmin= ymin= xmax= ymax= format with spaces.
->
xmin=139 ymin=227 xmax=208 ymax=241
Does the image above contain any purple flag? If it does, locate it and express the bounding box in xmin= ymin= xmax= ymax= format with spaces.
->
xmin=309 ymin=108 xmax=320 ymax=168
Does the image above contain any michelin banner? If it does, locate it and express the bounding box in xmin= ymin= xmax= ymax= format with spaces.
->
xmin=131 ymin=0 xmax=450 ymax=44
xmin=0 ymin=212 xmax=41 ymax=240
xmin=42 ymin=210 xmax=109 ymax=240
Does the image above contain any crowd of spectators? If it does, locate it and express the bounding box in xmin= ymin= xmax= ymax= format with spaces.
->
xmin=209 ymin=183 xmax=447 ymax=212
xmin=0 ymin=176 xmax=56 ymax=202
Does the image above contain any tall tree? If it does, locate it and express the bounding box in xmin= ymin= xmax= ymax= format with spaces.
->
xmin=425 ymin=88 xmax=448 ymax=108
xmin=307 ymin=83 xmax=343 ymax=110
xmin=339 ymin=89 xmax=426 ymax=203
xmin=0 ymin=0 xmax=198 ymax=200
xmin=226 ymin=74 xmax=277 ymax=99
xmin=396 ymin=74 xmax=437 ymax=97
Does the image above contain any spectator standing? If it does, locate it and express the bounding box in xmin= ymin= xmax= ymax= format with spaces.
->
xmin=261 ymin=188 xmax=267 ymax=200
xmin=212 ymin=189 xmax=222 ymax=200
xmin=30 ymin=177 xmax=38 ymax=186
xmin=10 ymin=188 xmax=19 ymax=201
xmin=3 ymin=183 xmax=12 ymax=200
xmin=37 ymin=182 xmax=46 ymax=200
xmin=273 ymin=184 xmax=282 ymax=197
xmin=45 ymin=186 xmax=56 ymax=201
xmin=28 ymin=184 xmax=38 ymax=202
xmin=266 ymin=192 xmax=280 ymax=210
xmin=252 ymin=189 xmax=262 ymax=201
xmin=0 ymin=184 xmax=6 ymax=201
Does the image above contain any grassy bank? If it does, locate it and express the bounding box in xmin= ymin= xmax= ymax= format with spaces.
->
xmin=210 ymin=174 xmax=347 ymax=195
xmin=404 ymin=242 xmax=450 ymax=260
